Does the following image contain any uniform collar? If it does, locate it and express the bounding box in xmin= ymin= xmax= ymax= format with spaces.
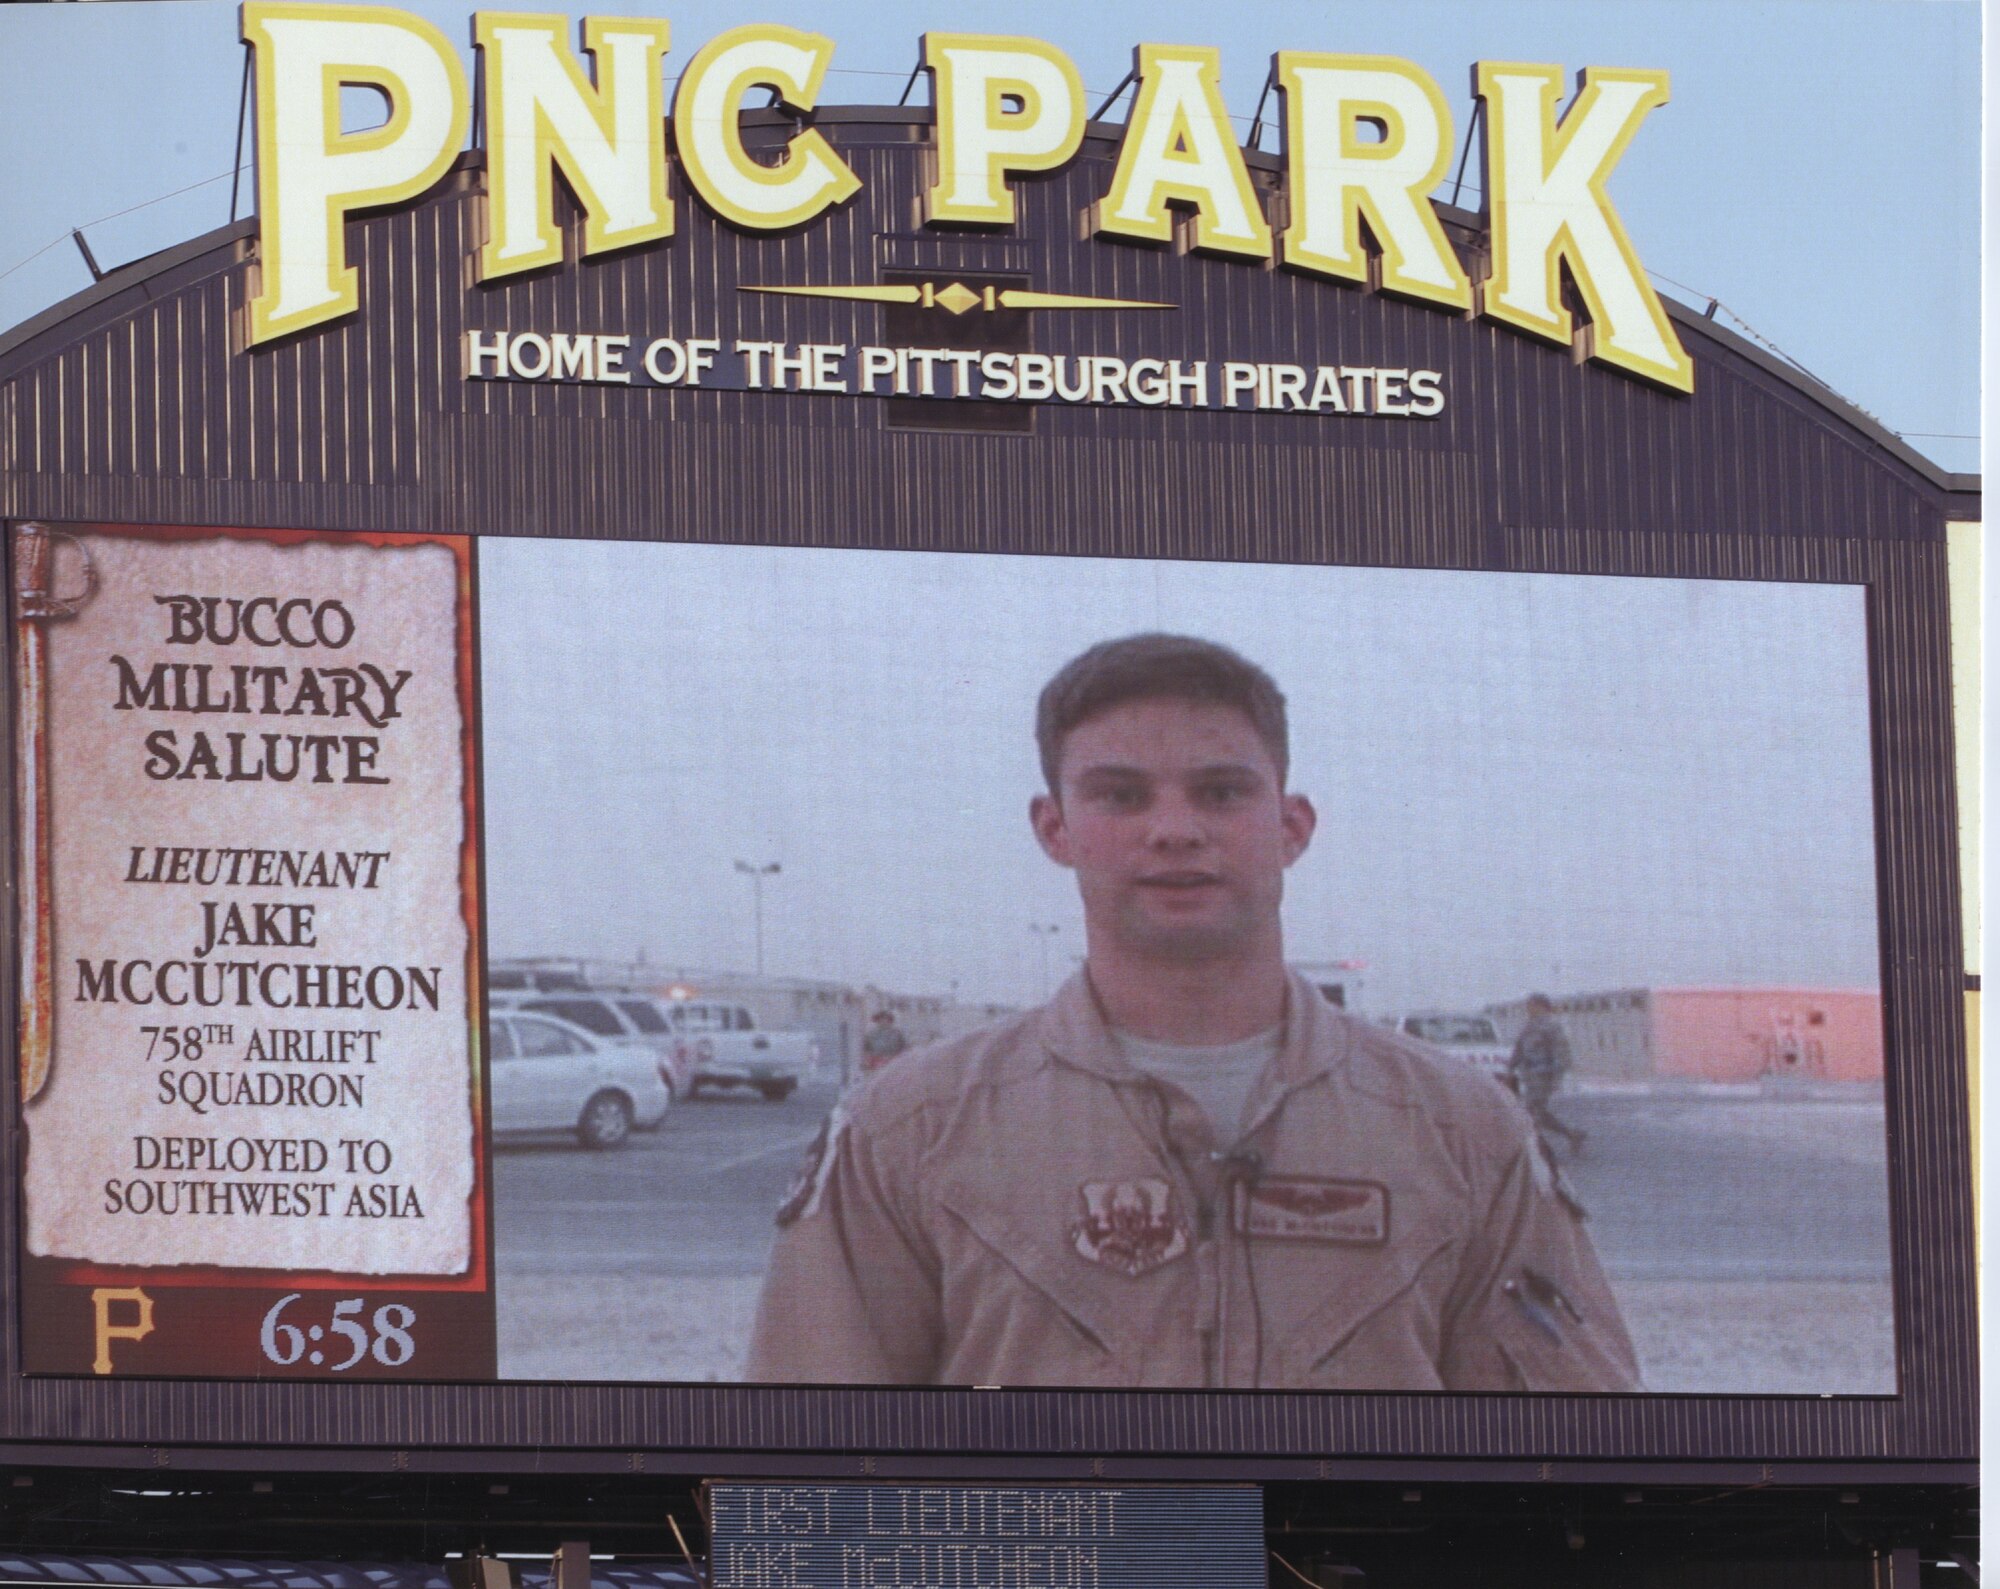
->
xmin=1035 ymin=967 xmax=1354 ymax=1092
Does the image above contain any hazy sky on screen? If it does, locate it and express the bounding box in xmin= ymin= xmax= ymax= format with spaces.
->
xmin=0 ymin=0 xmax=1980 ymax=474
xmin=477 ymin=540 xmax=1880 ymax=1013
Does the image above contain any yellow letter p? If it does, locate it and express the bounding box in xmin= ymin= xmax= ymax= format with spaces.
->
xmin=241 ymin=2 xmax=469 ymax=345
xmin=92 ymin=1287 xmax=155 ymax=1375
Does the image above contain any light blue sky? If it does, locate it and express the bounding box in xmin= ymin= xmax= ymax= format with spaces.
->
xmin=481 ymin=540 xmax=1879 ymax=1011
xmin=0 ymin=0 xmax=1982 ymax=473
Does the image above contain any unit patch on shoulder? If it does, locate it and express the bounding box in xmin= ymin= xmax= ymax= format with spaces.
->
xmin=774 ymin=1107 xmax=847 ymax=1228
xmin=1234 ymin=1176 xmax=1389 ymax=1245
xmin=1069 ymin=1177 xmax=1190 ymax=1277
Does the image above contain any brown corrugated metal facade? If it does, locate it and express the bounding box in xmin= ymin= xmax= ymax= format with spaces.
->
xmin=0 ymin=111 xmax=1977 ymax=1475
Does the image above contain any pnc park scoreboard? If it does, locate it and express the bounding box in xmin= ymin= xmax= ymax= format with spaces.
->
xmin=0 ymin=5 xmax=1977 ymax=1496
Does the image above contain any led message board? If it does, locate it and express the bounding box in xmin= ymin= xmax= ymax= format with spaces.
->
xmin=706 ymin=1485 xmax=1266 ymax=1589
xmin=15 ymin=525 xmax=1895 ymax=1396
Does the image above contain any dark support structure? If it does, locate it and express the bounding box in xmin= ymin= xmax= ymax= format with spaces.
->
xmin=229 ymin=45 xmax=251 ymax=224
xmin=66 ymin=229 xmax=102 ymax=284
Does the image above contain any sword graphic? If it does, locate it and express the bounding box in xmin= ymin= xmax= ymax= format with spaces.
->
xmin=14 ymin=523 xmax=94 ymax=1103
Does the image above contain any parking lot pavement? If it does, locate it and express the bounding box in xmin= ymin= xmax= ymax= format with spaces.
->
xmin=494 ymin=1080 xmax=1894 ymax=1283
xmin=493 ymin=1074 xmax=837 ymax=1381
xmin=490 ymin=1078 xmax=1897 ymax=1388
xmin=493 ymin=1072 xmax=837 ymax=1279
xmin=1552 ymin=1090 xmax=1895 ymax=1393
xmin=1556 ymin=1090 xmax=1892 ymax=1282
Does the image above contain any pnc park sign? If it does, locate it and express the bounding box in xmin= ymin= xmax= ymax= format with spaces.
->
xmin=240 ymin=3 xmax=1697 ymax=393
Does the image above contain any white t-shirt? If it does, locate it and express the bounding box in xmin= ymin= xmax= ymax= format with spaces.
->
xmin=1113 ymin=1026 xmax=1283 ymax=1142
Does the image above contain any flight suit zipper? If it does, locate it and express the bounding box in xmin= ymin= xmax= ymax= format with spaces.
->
xmin=1114 ymin=1074 xmax=1227 ymax=1387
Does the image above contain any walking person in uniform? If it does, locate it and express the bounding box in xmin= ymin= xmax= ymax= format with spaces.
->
xmin=1507 ymin=994 xmax=1588 ymax=1157
xmin=861 ymin=1009 xmax=911 ymax=1074
xmin=747 ymin=633 xmax=1638 ymax=1391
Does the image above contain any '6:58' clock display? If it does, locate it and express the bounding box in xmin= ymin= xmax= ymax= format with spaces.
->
xmin=260 ymin=1294 xmax=417 ymax=1371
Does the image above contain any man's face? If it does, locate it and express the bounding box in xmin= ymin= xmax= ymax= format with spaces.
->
xmin=1030 ymin=698 xmax=1316 ymax=964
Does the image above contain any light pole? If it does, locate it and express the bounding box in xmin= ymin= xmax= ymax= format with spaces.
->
xmin=1028 ymin=922 xmax=1061 ymax=1001
xmin=735 ymin=860 xmax=781 ymax=977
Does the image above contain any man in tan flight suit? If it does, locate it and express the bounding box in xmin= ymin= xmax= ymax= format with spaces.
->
xmin=747 ymin=634 xmax=1639 ymax=1391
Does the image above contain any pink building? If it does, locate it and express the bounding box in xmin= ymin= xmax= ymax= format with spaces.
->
xmin=1487 ymin=988 xmax=1883 ymax=1083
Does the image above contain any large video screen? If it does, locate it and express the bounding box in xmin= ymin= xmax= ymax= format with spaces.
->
xmin=14 ymin=523 xmax=1894 ymax=1393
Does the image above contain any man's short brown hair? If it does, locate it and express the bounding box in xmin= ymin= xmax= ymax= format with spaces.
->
xmin=1035 ymin=633 xmax=1290 ymax=790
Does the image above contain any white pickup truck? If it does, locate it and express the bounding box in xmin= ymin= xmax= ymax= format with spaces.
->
xmin=665 ymin=1000 xmax=818 ymax=1102
xmin=1387 ymin=1011 xmax=1513 ymax=1084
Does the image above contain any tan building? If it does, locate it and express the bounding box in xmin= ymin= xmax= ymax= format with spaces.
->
xmin=1488 ymin=988 xmax=1883 ymax=1083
